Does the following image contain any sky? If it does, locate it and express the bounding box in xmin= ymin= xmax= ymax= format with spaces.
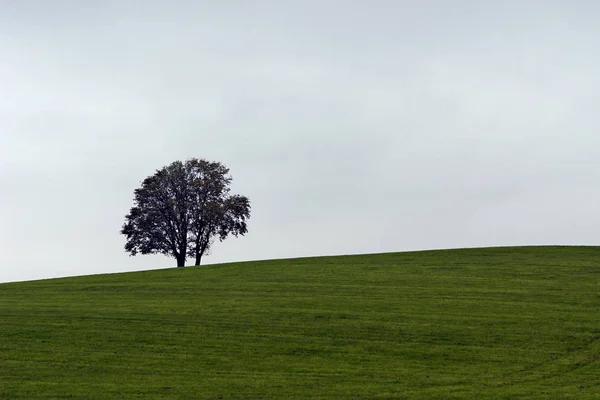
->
xmin=1 ymin=0 xmax=600 ymax=283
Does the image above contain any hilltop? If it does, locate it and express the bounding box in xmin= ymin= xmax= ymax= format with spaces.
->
xmin=1 ymin=246 xmax=599 ymax=399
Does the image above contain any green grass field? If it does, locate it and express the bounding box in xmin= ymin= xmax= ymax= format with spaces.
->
xmin=1 ymin=246 xmax=599 ymax=399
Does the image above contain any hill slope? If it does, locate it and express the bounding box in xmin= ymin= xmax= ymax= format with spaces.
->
xmin=1 ymin=246 xmax=599 ymax=399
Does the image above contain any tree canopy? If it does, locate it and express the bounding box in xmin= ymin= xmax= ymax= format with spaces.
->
xmin=121 ymin=158 xmax=250 ymax=267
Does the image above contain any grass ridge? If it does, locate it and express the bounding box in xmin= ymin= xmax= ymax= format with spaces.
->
xmin=1 ymin=246 xmax=598 ymax=399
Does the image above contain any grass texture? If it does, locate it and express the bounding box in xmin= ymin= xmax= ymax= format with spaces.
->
xmin=1 ymin=246 xmax=599 ymax=399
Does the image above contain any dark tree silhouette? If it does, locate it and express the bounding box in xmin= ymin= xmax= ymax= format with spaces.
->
xmin=121 ymin=158 xmax=250 ymax=267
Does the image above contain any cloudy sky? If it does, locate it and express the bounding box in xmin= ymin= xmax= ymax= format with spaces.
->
xmin=1 ymin=0 xmax=599 ymax=283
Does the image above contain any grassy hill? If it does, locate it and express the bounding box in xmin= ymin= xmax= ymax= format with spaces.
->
xmin=1 ymin=246 xmax=599 ymax=399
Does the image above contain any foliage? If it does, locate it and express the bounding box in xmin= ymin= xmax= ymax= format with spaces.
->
xmin=121 ymin=158 xmax=250 ymax=266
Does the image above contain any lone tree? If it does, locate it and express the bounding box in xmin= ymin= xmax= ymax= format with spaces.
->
xmin=121 ymin=158 xmax=250 ymax=267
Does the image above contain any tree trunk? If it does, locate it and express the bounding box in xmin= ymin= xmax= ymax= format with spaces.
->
xmin=195 ymin=253 xmax=202 ymax=266
xmin=176 ymin=254 xmax=186 ymax=268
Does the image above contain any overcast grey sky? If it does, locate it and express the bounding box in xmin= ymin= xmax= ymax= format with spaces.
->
xmin=1 ymin=0 xmax=599 ymax=283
